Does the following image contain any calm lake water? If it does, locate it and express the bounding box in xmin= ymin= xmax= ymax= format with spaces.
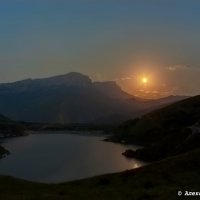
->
xmin=0 ymin=132 xmax=145 ymax=183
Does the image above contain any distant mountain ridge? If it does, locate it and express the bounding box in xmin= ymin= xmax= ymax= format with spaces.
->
xmin=0 ymin=72 xmax=92 ymax=91
xmin=0 ymin=72 xmax=188 ymax=124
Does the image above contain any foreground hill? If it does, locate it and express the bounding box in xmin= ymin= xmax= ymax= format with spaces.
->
xmin=112 ymin=95 xmax=200 ymax=161
xmin=0 ymin=72 xmax=186 ymax=124
xmin=0 ymin=148 xmax=199 ymax=200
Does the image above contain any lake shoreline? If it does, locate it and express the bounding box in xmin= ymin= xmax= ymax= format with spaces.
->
xmin=0 ymin=132 xmax=144 ymax=183
xmin=29 ymin=130 xmax=111 ymax=137
xmin=0 ymin=148 xmax=199 ymax=199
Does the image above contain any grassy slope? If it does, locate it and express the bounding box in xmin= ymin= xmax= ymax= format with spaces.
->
xmin=114 ymin=95 xmax=200 ymax=144
xmin=111 ymin=95 xmax=200 ymax=161
xmin=0 ymin=149 xmax=200 ymax=200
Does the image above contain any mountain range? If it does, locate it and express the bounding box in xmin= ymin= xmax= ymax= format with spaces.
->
xmin=0 ymin=72 xmax=188 ymax=124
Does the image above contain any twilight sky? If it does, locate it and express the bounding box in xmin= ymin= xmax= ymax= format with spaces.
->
xmin=0 ymin=0 xmax=200 ymax=98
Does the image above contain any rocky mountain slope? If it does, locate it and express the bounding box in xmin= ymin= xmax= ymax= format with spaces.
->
xmin=0 ymin=72 xmax=187 ymax=124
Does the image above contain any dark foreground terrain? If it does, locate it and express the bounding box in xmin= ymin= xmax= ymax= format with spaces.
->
xmin=0 ymin=148 xmax=199 ymax=200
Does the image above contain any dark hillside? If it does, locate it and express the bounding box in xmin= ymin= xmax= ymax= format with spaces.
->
xmin=112 ymin=95 xmax=200 ymax=161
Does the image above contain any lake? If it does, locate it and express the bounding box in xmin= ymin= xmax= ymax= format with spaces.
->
xmin=0 ymin=132 xmax=145 ymax=183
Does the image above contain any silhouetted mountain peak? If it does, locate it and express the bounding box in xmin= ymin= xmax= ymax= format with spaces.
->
xmin=0 ymin=73 xmax=92 ymax=91
xmin=35 ymin=72 xmax=92 ymax=87
xmin=44 ymin=72 xmax=91 ymax=82
xmin=93 ymin=81 xmax=133 ymax=99
xmin=0 ymin=73 xmax=189 ymax=124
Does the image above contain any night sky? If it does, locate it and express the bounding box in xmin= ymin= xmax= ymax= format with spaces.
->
xmin=0 ymin=1 xmax=200 ymax=98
